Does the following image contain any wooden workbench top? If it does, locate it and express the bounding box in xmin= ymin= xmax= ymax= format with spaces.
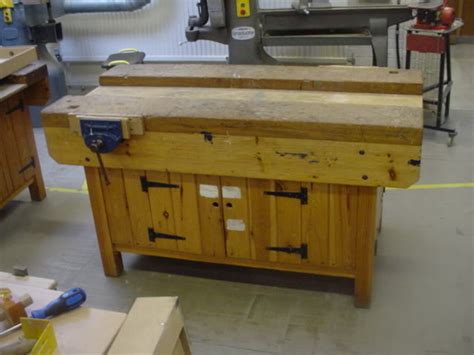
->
xmin=100 ymin=64 xmax=423 ymax=95
xmin=42 ymin=85 xmax=423 ymax=146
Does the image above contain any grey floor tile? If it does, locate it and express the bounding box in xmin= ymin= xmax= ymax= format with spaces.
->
xmin=191 ymin=342 xmax=275 ymax=355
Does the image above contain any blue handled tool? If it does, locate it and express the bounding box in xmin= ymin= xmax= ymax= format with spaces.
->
xmin=31 ymin=288 xmax=87 ymax=319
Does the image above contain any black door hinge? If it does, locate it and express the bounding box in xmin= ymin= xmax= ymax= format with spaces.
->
xmin=18 ymin=157 xmax=35 ymax=174
xmin=6 ymin=100 xmax=24 ymax=115
xmin=148 ymin=228 xmax=186 ymax=242
xmin=141 ymin=176 xmax=179 ymax=192
xmin=264 ymin=187 xmax=308 ymax=205
xmin=266 ymin=244 xmax=308 ymax=259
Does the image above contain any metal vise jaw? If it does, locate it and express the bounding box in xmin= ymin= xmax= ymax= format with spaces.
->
xmin=80 ymin=119 xmax=124 ymax=154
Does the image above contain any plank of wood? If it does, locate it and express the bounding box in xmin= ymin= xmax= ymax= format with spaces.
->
xmin=301 ymin=183 xmax=330 ymax=267
xmin=43 ymin=127 xmax=422 ymax=188
xmin=85 ymin=167 xmax=123 ymax=276
xmin=147 ymin=171 xmax=178 ymax=251
xmin=9 ymin=96 xmax=35 ymax=182
xmin=169 ymin=173 xmax=203 ymax=255
xmin=248 ymin=178 xmax=276 ymax=262
xmin=23 ymin=78 xmax=50 ymax=106
xmin=116 ymin=244 xmax=355 ymax=279
xmin=196 ymin=175 xmax=226 ymax=258
xmin=273 ymin=180 xmax=302 ymax=264
xmin=108 ymin=297 xmax=190 ymax=355
xmin=123 ymin=169 xmax=155 ymax=248
xmin=328 ymin=185 xmax=358 ymax=268
xmin=0 ymin=112 xmax=13 ymax=197
xmin=221 ymin=176 xmax=251 ymax=259
xmin=0 ymin=46 xmax=38 ymax=80
xmin=0 ymin=272 xmax=57 ymax=289
xmin=0 ymin=103 xmax=25 ymax=190
xmin=100 ymin=64 xmax=423 ymax=95
xmin=0 ymin=159 xmax=8 ymax=201
xmin=0 ymin=178 xmax=34 ymax=210
xmin=18 ymin=93 xmax=46 ymax=202
xmin=0 ymin=84 xmax=26 ymax=104
xmin=7 ymin=63 xmax=48 ymax=86
xmin=354 ymin=187 xmax=378 ymax=308
xmin=101 ymin=169 xmax=133 ymax=246
xmin=0 ymin=136 xmax=10 ymax=201
xmin=43 ymin=87 xmax=423 ymax=146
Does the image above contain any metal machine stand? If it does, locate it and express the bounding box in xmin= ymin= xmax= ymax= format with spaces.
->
xmin=405 ymin=20 xmax=463 ymax=146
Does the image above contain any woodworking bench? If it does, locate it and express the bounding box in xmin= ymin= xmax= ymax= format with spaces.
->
xmin=0 ymin=62 xmax=49 ymax=210
xmin=42 ymin=64 xmax=424 ymax=307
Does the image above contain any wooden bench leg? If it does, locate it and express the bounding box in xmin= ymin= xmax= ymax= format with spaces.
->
xmin=85 ymin=167 xmax=123 ymax=277
xmin=19 ymin=99 xmax=46 ymax=202
xmin=29 ymin=168 xmax=47 ymax=201
xmin=354 ymin=187 xmax=378 ymax=308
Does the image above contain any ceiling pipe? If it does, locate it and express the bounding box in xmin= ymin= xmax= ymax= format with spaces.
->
xmin=61 ymin=0 xmax=151 ymax=14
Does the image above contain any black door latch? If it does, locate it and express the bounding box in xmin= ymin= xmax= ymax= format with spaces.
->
xmin=148 ymin=228 xmax=186 ymax=242
xmin=264 ymin=187 xmax=308 ymax=205
xmin=266 ymin=244 xmax=308 ymax=259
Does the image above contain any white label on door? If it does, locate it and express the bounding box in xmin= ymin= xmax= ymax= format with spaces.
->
xmin=226 ymin=219 xmax=246 ymax=232
xmin=231 ymin=26 xmax=256 ymax=40
xmin=222 ymin=186 xmax=242 ymax=199
xmin=199 ymin=184 xmax=219 ymax=198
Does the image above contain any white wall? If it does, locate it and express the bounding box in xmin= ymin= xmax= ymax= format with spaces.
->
xmin=58 ymin=0 xmax=438 ymax=87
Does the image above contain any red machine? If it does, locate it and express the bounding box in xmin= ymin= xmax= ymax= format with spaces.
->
xmin=411 ymin=0 xmax=456 ymax=30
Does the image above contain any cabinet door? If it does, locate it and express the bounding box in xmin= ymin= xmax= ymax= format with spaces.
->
xmin=9 ymin=95 xmax=36 ymax=182
xmin=301 ymin=183 xmax=330 ymax=267
xmin=248 ymin=179 xmax=307 ymax=265
xmin=0 ymin=96 xmax=27 ymax=193
xmin=123 ymin=170 xmax=204 ymax=255
xmin=0 ymin=132 xmax=12 ymax=201
xmin=248 ymin=179 xmax=343 ymax=269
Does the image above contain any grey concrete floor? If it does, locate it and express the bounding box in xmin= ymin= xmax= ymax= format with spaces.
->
xmin=1 ymin=44 xmax=473 ymax=355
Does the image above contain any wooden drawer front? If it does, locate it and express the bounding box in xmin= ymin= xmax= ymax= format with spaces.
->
xmin=0 ymin=94 xmax=35 ymax=201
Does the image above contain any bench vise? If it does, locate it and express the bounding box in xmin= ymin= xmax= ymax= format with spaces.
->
xmin=69 ymin=115 xmax=144 ymax=184
xmin=80 ymin=119 xmax=124 ymax=154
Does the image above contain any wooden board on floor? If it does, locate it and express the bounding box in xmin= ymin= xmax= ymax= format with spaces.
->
xmin=108 ymin=297 xmax=191 ymax=355
xmin=100 ymin=64 xmax=423 ymax=95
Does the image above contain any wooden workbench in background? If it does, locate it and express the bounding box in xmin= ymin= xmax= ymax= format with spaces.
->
xmin=42 ymin=64 xmax=424 ymax=307
xmin=0 ymin=63 xmax=49 ymax=209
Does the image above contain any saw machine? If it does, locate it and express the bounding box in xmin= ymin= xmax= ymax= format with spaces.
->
xmin=185 ymin=0 xmax=446 ymax=66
